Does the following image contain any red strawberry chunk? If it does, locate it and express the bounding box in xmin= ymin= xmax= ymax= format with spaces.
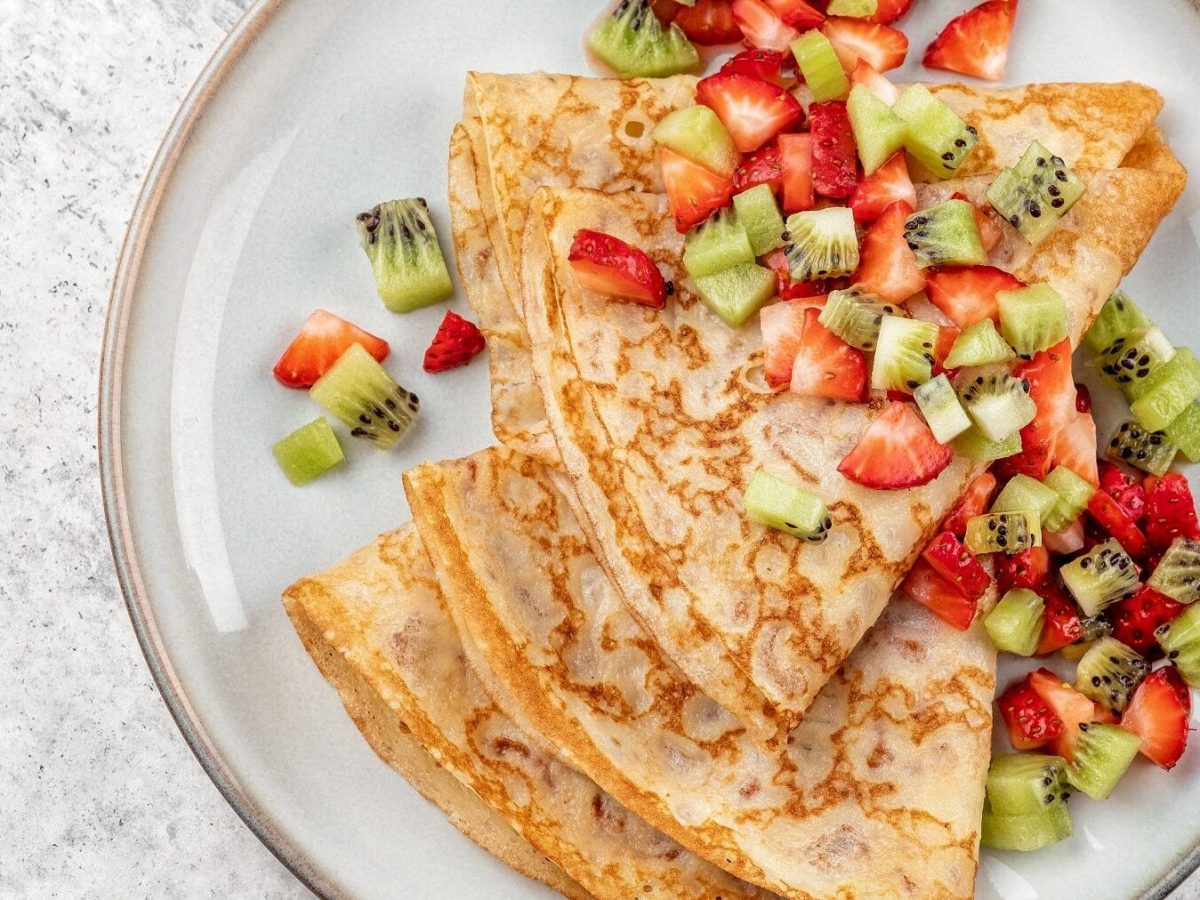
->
xmin=1036 ymin=585 xmax=1085 ymax=656
xmin=849 ymin=152 xmax=915 ymax=223
xmin=764 ymin=0 xmax=824 ymax=29
xmin=675 ymin=0 xmax=743 ymax=44
xmin=865 ymin=0 xmax=912 ymax=25
xmin=941 ymin=472 xmax=997 ymax=537
xmin=1087 ymin=490 xmax=1150 ymax=560
xmin=1122 ymin=666 xmax=1192 ymax=769
xmin=273 ymin=310 xmax=390 ymax=389
xmin=731 ymin=0 xmax=800 ymax=51
xmin=903 ymin=559 xmax=978 ymax=630
xmin=808 ymin=101 xmax=858 ymax=199
xmin=777 ymin=133 xmax=814 ymax=213
xmin=998 ymin=678 xmax=1065 ymax=751
xmin=696 ymin=71 xmax=804 ymax=153
xmin=993 ymin=433 xmax=1053 ymax=482
xmin=1099 ymin=462 xmax=1147 ymax=520
xmin=821 ymin=17 xmax=908 ymax=73
xmin=423 ymin=311 xmax=486 ymax=373
xmin=925 ymin=265 xmax=1023 ymax=329
xmin=1017 ymin=341 xmax=1077 ymax=435
xmin=1075 ymin=383 xmax=1093 ymax=414
xmin=658 ymin=147 xmax=735 ymax=233
xmin=849 ymin=59 xmax=900 ymax=105
xmin=763 ymin=249 xmax=826 ymax=301
xmin=996 ymin=546 xmax=1050 ymax=595
xmin=922 ymin=531 xmax=991 ymax=600
xmin=1051 ymin=408 xmax=1100 ymax=486
xmin=721 ymin=48 xmax=789 ymax=85
xmin=760 ymin=300 xmax=808 ymax=389
xmin=838 ymin=402 xmax=953 ymax=490
xmin=1029 ymin=668 xmax=1099 ymax=761
xmin=855 ymin=200 xmax=927 ymax=304
xmin=932 ymin=325 xmax=960 ymax=378
xmin=789 ymin=307 xmax=866 ymax=401
xmin=924 ymin=0 xmax=1018 ymax=82
xmin=950 ymin=191 xmax=1004 ymax=253
xmin=1143 ymin=472 xmax=1200 ymax=553
xmin=733 ymin=142 xmax=784 ymax=194
xmin=1109 ymin=585 xmax=1186 ymax=657
xmin=568 ymin=229 xmax=669 ymax=308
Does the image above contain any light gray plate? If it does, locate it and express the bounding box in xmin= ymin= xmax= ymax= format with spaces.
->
xmin=99 ymin=1 xmax=1200 ymax=896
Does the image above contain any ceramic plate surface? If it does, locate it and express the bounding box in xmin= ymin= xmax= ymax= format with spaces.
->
xmin=100 ymin=1 xmax=1200 ymax=896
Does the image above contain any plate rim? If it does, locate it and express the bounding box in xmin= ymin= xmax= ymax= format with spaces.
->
xmin=95 ymin=0 xmax=1200 ymax=896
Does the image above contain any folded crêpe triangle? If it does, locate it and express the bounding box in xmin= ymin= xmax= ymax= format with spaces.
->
xmin=449 ymin=72 xmax=1164 ymax=465
xmin=518 ymin=147 xmax=1184 ymax=745
xmin=282 ymin=525 xmax=769 ymax=900
xmin=406 ymin=448 xmax=996 ymax=899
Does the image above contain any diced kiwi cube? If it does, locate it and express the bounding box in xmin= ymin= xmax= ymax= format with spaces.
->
xmin=1065 ymin=723 xmax=1141 ymax=800
xmin=357 ymin=199 xmax=455 ymax=313
xmin=952 ymin=425 xmax=1021 ymax=462
xmin=827 ymin=0 xmax=877 ymax=14
xmin=1073 ymin=637 xmax=1147 ymax=715
xmin=1060 ymin=539 xmax=1138 ymax=616
xmin=943 ymin=319 xmax=1016 ymax=369
xmin=981 ymin=801 xmax=1072 ymax=852
xmin=1106 ymin=420 xmax=1177 ymax=477
xmin=891 ymin=85 xmax=979 ymax=179
xmin=652 ymin=105 xmax=738 ymax=177
xmin=1147 ymin=537 xmax=1200 ymax=604
xmin=310 ymin=344 xmax=420 ymax=450
xmin=965 ymin=510 xmax=1041 ymax=555
xmin=784 ymin=207 xmax=860 ymax=282
xmin=1130 ymin=348 xmax=1200 ymax=432
xmin=272 ymin=418 xmax=345 ymax=486
xmin=914 ymin=374 xmax=971 ymax=443
xmin=1097 ymin=326 xmax=1175 ymax=395
xmin=997 ymin=284 xmax=1068 ymax=358
xmin=959 ymin=372 xmax=1036 ymax=443
xmin=992 ymin=474 xmax=1061 ymax=527
xmin=732 ymin=185 xmax=786 ymax=257
xmin=985 ymin=589 xmax=1046 ymax=656
xmin=588 ymin=0 xmax=700 ymax=78
xmin=1042 ymin=465 xmax=1096 ymax=533
xmin=986 ymin=753 xmax=1069 ymax=816
xmin=694 ymin=263 xmax=777 ymax=327
xmin=1165 ymin=402 xmax=1200 ymax=462
xmin=904 ymin=200 xmax=986 ymax=268
xmin=791 ymin=31 xmax=848 ymax=103
xmin=987 ymin=141 xmax=1086 ymax=246
xmin=818 ymin=287 xmax=896 ymax=350
xmin=1159 ymin=604 xmax=1200 ymax=687
xmin=743 ymin=470 xmax=832 ymax=542
xmin=684 ymin=209 xmax=755 ymax=280
xmin=846 ymin=84 xmax=908 ymax=175
xmin=1084 ymin=290 xmax=1152 ymax=354
xmin=870 ymin=315 xmax=939 ymax=394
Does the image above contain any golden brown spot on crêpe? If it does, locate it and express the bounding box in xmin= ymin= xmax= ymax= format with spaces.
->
xmin=490 ymin=736 xmax=530 ymax=759
xmin=867 ymin=742 xmax=893 ymax=769
xmin=738 ymin=780 xmax=761 ymax=799
xmin=807 ymin=824 xmax=869 ymax=874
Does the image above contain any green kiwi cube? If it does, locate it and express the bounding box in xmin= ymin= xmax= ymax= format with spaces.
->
xmin=1165 ymin=402 xmax=1200 ymax=462
xmin=1130 ymin=348 xmax=1200 ymax=431
xmin=903 ymin=200 xmax=987 ymax=268
xmin=743 ymin=470 xmax=832 ymax=542
xmin=683 ymin=209 xmax=755 ymax=280
xmin=827 ymin=0 xmax=877 ymax=14
xmin=965 ymin=510 xmax=1041 ymax=555
xmin=981 ymin=801 xmax=1072 ymax=852
xmin=1147 ymin=538 xmax=1200 ymax=604
xmin=992 ymin=474 xmax=1061 ymax=527
xmin=791 ymin=31 xmax=849 ymax=103
xmin=1073 ymin=637 xmax=1148 ymax=716
xmin=952 ymin=425 xmax=1022 ymax=462
xmin=357 ymin=199 xmax=455 ymax=313
xmin=1085 ymin=290 xmax=1152 ymax=354
xmin=1159 ymin=604 xmax=1200 ymax=686
xmin=891 ymin=85 xmax=979 ymax=179
xmin=987 ymin=753 xmax=1068 ymax=816
xmin=1042 ymin=465 xmax=1096 ymax=533
xmin=943 ymin=319 xmax=1016 ymax=369
xmin=1106 ymin=420 xmax=1177 ymax=477
xmin=997 ymin=284 xmax=1069 ymax=358
xmin=870 ymin=315 xmax=939 ymax=394
xmin=784 ymin=207 xmax=860 ymax=282
xmin=959 ymin=372 xmax=1036 ymax=443
xmin=846 ymin=84 xmax=908 ymax=175
xmin=652 ymin=105 xmax=738 ymax=177
xmin=914 ymin=374 xmax=972 ymax=443
xmin=588 ymin=0 xmax=700 ymax=77
xmin=1060 ymin=539 xmax=1138 ymax=616
xmin=310 ymin=344 xmax=420 ymax=450
xmin=985 ymin=589 xmax=1046 ymax=656
xmin=1097 ymin=326 xmax=1175 ymax=394
xmin=818 ymin=287 xmax=897 ymax=351
xmin=272 ymin=418 xmax=345 ymax=486
xmin=1064 ymin=723 xmax=1141 ymax=800
xmin=986 ymin=141 xmax=1086 ymax=246
xmin=732 ymin=185 xmax=786 ymax=257
xmin=694 ymin=263 xmax=777 ymax=327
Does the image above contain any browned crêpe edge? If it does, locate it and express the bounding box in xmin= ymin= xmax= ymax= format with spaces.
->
xmin=283 ymin=527 xmax=769 ymax=900
xmin=283 ymin=579 xmax=586 ymax=899
xmin=519 ymin=156 xmax=1183 ymax=747
xmin=406 ymin=449 xmax=995 ymax=900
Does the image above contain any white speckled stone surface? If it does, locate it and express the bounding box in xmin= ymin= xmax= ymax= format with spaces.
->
xmin=2 ymin=0 xmax=1199 ymax=896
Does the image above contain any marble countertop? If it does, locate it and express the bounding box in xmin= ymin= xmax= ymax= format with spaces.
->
xmin=1 ymin=1 xmax=1198 ymax=896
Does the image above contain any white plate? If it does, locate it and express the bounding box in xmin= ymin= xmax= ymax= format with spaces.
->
xmin=99 ymin=1 xmax=1200 ymax=896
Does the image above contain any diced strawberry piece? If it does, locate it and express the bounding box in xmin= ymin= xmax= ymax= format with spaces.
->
xmin=849 ymin=152 xmax=915 ymax=223
xmin=1099 ymin=462 xmax=1147 ymax=520
xmin=696 ymin=71 xmax=804 ymax=153
xmin=996 ymin=546 xmax=1050 ymax=595
xmin=855 ymin=200 xmax=927 ymax=304
xmin=932 ymin=325 xmax=960 ymax=378
xmin=658 ymin=147 xmax=735 ymax=233
xmin=1087 ymin=490 xmax=1150 ymax=560
xmin=950 ymin=191 xmax=1003 ymax=253
xmin=1143 ymin=472 xmax=1200 ymax=553
xmin=1109 ymin=585 xmax=1186 ymax=657
xmin=731 ymin=0 xmax=801 ymax=51
xmin=1036 ymin=585 xmax=1085 ymax=656
xmin=998 ymin=678 xmax=1065 ymax=751
xmin=993 ymin=432 xmax=1054 ymax=482
xmin=808 ymin=101 xmax=858 ymax=199
xmin=675 ymin=0 xmax=743 ymax=44
xmin=838 ymin=402 xmax=953 ymax=490
xmin=820 ymin=17 xmax=908 ymax=73
xmin=423 ymin=311 xmax=487 ymax=373
xmin=865 ymin=0 xmax=912 ymax=25
xmin=789 ymin=307 xmax=867 ymax=401
xmin=777 ymin=133 xmax=814 ymax=213
xmin=721 ymin=48 xmax=789 ymax=85
xmin=568 ymin=229 xmax=669 ymax=308
xmin=760 ymin=301 xmax=808 ymax=389
xmin=763 ymin=249 xmax=826 ymax=301
xmin=1029 ymin=668 xmax=1099 ymax=761
xmin=903 ymin=559 xmax=978 ymax=630
xmin=922 ymin=531 xmax=991 ymax=600
xmin=849 ymin=59 xmax=900 ymax=105
xmin=733 ymin=142 xmax=784 ymax=194
xmin=941 ymin=472 xmax=997 ymax=537
xmin=1122 ymin=666 xmax=1192 ymax=769
xmin=1013 ymin=340 xmax=1077 ymax=481
xmin=924 ymin=265 xmax=1023 ymax=328
xmin=1075 ymin=383 xmax=1092 ymax=414
xmin=923 ymin=0 xmax=1017 ymax=82
xmin=764 ymin=0 xmax=825 ymax=28
xmin=1044 ymin=519 xmax=1086 ymax=555
xmin=1050 ymin=408 xmax=1099 ymax=486
xmin=272 ymin=309 xmax=390 ymax=389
